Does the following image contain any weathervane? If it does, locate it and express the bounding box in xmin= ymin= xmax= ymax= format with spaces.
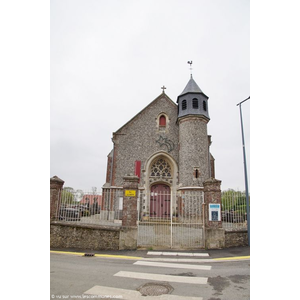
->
xmin=187 ymin=61 xmax=193 ymax=77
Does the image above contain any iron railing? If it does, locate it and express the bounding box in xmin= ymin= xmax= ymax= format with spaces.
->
xmin=221 ymin=190 xmax=249 ymax=231
xmin=54 ymin=187 xmax=248 ymax=233
xmin=54 ymin=188 xmax=123 ymax=226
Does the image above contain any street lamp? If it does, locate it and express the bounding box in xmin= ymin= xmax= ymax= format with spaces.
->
xmin=237 ymin=96 xmax=250 ymax=246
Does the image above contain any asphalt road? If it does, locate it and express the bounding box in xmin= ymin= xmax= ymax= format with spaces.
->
xmin=50 ymin=248 xmax=250 ymax=300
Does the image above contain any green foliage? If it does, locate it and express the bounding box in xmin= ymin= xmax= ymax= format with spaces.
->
xmin=221 ymin=189 xmax=250 ymax=213
xmin=61 ymin=187 xmax=85 ymax=205
xmin=61 ymin=188 xmax=78 ymax=204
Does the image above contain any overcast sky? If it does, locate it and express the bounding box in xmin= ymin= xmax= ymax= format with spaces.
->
xmin=50 ymin=0 xmax=250 ymax=192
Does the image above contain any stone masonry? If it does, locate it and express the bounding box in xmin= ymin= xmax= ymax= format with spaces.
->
xmin=50 ymin=176 xmax=64 ymax=220
xmin=110 ymin=94 xmax=179 ymax=187
xmin=203 ymin=177 xmax=225 ymax=249
xmin=122 ymin=175 xmax=139 ymax=227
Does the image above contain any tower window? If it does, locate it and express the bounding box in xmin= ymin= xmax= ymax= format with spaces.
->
xmin=203 ymin=100 xmax=207 ymax=111
xmin=182 ymin=100 xmax=187 ymax=110
xmin=159 ymin=115 xmax=166 ymax=126
xmin=193 ymin=168 xmax=200 ymax=179
xmin=192 ymin=98 xmax=198 ymax=109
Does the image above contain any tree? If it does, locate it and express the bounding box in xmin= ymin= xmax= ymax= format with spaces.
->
xmin=61 ymin=188 xmax=74 ymax=204
xmin=221 ymin=189 xmax=250 ymax=214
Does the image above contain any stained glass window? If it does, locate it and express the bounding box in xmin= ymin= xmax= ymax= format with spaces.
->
xmin=150 ymin=158 xmax=172 ymax=177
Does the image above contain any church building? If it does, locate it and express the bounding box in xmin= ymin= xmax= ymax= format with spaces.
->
xmin=102 ymin=75 xmax=219 ymax=222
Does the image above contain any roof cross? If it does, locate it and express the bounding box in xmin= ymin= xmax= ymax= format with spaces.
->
xmin=161 ymin=85 xmax=166 ymax=93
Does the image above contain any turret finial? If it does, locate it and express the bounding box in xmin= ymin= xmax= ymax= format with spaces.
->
xmin=187 ymin=61 xmax=193 ymax=77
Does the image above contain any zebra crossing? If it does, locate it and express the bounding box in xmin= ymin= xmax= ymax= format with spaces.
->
xmin=84 ymin=251 xmax=212 ymax=299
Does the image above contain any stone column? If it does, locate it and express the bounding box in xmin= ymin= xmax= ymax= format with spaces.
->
xmin=50 ymin=176 xmax=64 ymax=221
xmin=119 ymin=175 xmax=139 ymax=250
xmin=203 ymin=178 xmax=225 ymax=249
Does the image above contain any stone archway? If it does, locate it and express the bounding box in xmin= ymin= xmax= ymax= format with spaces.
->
xmin=142 ymin=151 xmax=178 ymax=219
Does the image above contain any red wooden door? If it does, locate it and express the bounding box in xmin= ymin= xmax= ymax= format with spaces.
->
xmin=150 ymin=184 xmax=170 ymax=218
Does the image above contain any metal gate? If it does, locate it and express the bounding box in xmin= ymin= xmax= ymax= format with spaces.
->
xmin=137 ymin=189 xmax=204 ymax=249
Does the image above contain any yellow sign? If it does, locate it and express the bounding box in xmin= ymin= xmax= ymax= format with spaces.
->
xmin=125 ymin=190 xmax=136 ymax=197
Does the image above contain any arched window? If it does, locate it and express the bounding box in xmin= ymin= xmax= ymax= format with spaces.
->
xmin=150 ymin=158 xmax=172 ymax=177
xmin=192 ymin=98 xmax=198 ymax=109
xmin=159 ymin=115 xmax=166 ymax=126
xmin=182 ymin=100 xmax=187 ymax=110
xmin=203 ymin=100 xmax=207 ymax=111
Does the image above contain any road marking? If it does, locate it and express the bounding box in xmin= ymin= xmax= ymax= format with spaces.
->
xmin=94 ymin=254 xmax=143 ymax=260
xmin=84 ymin=285 xmax=203 ymax=299
xmin=134 ymin=260 xmax=211 ymax=270
xmin=144 ymin=258 xmax=211 ymax=263
xmin=114 ymin=271 xmax=208 ymax=284
xmin=50 ymin=250 xmax=86 ymax=256
xmin=147 ymin=251 xmax=209 ymax=257
xmin=50 ymin=250 xmax=142 ymax=260
xmin=144 ymin=255 xmax=249 ymax=263
xmin=213 ymin=255 xmax=250 ymax=261
xmin=50 ymin=250 xmax=249 ymax=262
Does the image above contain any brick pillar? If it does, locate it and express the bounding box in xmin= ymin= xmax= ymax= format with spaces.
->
xmin=119 ymin=175 xmax=139 ymax=250
xmin=122 ymin=175 xmax=139 ymax=227
xmin=203 ymin=178 xmax=225 ymax=248
xmin=50 ymin=176 xmax=64 ymax=220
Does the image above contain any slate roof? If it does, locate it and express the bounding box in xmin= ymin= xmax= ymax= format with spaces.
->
xmin=177 ymin=75 xmax=208 ymax=102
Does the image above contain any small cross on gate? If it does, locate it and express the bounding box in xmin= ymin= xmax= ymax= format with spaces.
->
xmin=161 ymin=85 xmax=166 ymax=93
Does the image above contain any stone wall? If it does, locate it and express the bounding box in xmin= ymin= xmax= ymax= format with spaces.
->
xmin=50 ymin=222 xmax=138 ymax=250
xmin=50 ymin=222 xmax=248 ymax=250
xmin=225 ymin=230 xmax=248 ymax=247
xmin=50 ymin=222 xmax=120 ymax=250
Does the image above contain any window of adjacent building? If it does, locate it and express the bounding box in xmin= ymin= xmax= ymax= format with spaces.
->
xmin=203 ymin=100 xmax=207 ymax=111
xmin=192 ymin=98 xmax=198 ymax=109
xmin=182 ymin=100 xmax=187 ymax=110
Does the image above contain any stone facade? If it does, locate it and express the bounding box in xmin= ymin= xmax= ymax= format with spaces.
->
xmin=103 ymin=77 xmax=218 ymax=220
xmin=110 ymin=94 xmax=179 ymax=188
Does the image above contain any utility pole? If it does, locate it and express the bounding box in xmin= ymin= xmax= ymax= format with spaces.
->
xmin=237 ymin=96 xmax=250 ymax=246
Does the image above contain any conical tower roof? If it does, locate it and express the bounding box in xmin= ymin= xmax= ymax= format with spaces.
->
xmin=177 ymin=75 xmax=207 ymax=102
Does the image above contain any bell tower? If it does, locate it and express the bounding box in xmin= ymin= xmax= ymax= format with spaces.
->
xmin=177 ymin=75 xmax=211 ymax=188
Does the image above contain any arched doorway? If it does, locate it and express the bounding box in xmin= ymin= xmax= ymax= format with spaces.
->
xmin=150 ymin=184 xmax=170 ymax=218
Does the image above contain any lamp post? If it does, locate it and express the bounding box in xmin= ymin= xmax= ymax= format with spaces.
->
xmin=237 ymin=96 xmax=250 ymax=246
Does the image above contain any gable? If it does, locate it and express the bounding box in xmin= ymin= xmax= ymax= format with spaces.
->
xmin=114 ymin=93 xmax=177 ymax=134
xmin=111 ymin=93 xmax=179 ymax=186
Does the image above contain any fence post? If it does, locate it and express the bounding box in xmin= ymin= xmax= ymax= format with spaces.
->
xmin=203 ymin=178 xmax=225 ymax=249
xmin=50 ymin=176 xmax=64 ymax=220
xmin=119 ymin=175 xmax=139 ymax=250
